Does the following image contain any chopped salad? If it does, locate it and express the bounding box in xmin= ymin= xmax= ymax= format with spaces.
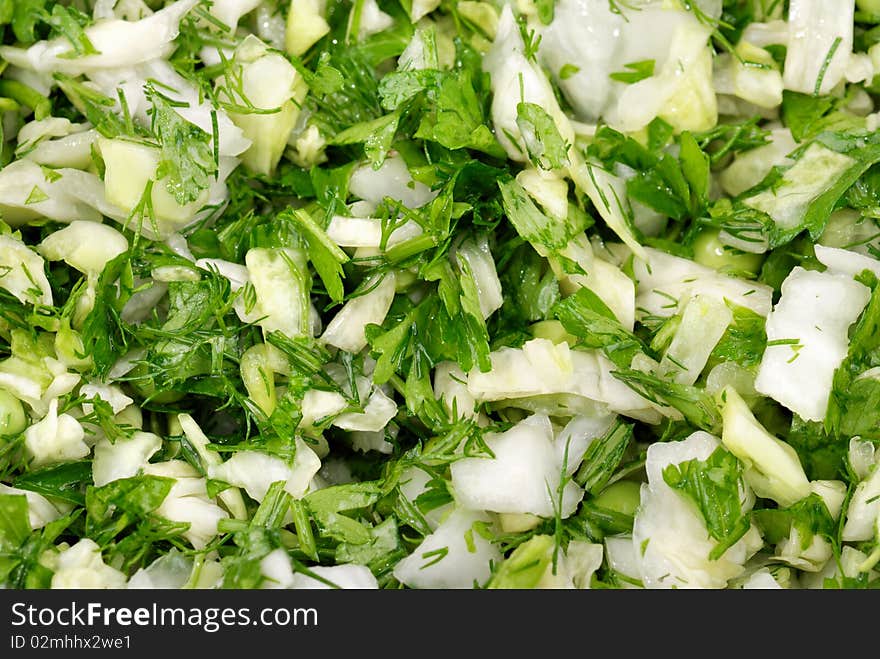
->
xmin=1 ymin=0 xmax=880 ymax=590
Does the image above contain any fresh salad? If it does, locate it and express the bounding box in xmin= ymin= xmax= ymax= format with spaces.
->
xmin=1 ymin=0 xmax=879 ymax=590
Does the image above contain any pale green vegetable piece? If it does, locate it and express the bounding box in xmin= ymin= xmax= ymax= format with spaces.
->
xmin=0 ymin=234 xmax=53 ymax=306
xmin=719 ymin=386 xmax=811 ymax=508
xmin=38 ymin=220 xmax=128 ymax=275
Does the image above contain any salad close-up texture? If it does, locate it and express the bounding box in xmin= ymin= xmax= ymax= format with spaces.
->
xmin=1 ymin=0 xmax=880 ymax=591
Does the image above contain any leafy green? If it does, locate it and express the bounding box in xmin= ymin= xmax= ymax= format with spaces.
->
xmin=663 ymin=446 xmax=751 ymax=560
xmin=609 ymin=59 xmax=655 ymax=84
xmin=0 ymin=494 xmax=78 ymax=588
xmin=304 ymin=482 xmax=383 ymax=545
xmin=554 ymin=288 xmax=646 ymax=368
xmin=573 ymin=420 xmax=634 ymax=495
xmin=498 ymin=177 xmax=586 ymax=250
xmin=612 ymin=369 xmax=722 ymax=434
xmin=329 ymin=112 xmax=400 ymax=168
xmin=515 ymin=102 xmax=570 ymax=170
xmin=221 ymin=480 xmax=292 ymax=589
xmin=706 ymin=304 xmax=767 ymax=371
xmin=488 ymin=534 xmax=554 ymax=588
xmin=826 ymin=273 xmax=880 ymax=441
xmin=146 ymin=83 xmax=217 ymax=206
xmin=752 ymin=493 xmax=836 ymax=549
xmin=13 ymin=460 xmax=92 ymax=506
xmin=286 ymin=208 xmax=349 ymax=303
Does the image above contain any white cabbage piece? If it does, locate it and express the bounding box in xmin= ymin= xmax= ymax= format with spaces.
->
xmin=719 ymin=386 xmax=812 ymax=507
xmin=545 ymin=541 xmax=604 ymax=589
xmin=0 ymin=0 xmax=199 ymax=75
xmin=849 ymin=437 xmax=877 ymax=482
xmin=127 ymin=549 xmax=193 ymax=589
xmin=325 ymin=215 xmax=424 ymax=249
xmin=261 ymin=549 xmax=373 ymax=590
xmin=37 ymin=221 xmax=128 ymax=276
xmin=433 ymin=361 xmax=479 ymax=420
xmin=99 ymin=137 xmax=212 ymax=239
xmin=657 ymin=295 xmax=733 ymax=386
xmin=350 ymin=428 xmax=395 ymax=454
xmin=286 ymin=0 xmax=331 ymax=57
xmin=92 ymin=431 xmax=162 ymax=487
xmin=210 ymin=0 xmax=262 ymax=30
xmin=774 ymin=480 xmax=846 ymax=572
xmin=299 ymin=389 xmax=348 ymax=428
xmin=91 ymin=0 xmax=153 ymax=21
xmin=245 ymin=247 xmax=312 ymax=338
xmin=775 ymin=527 xmax=835 ymax=573
xmin=392 ymin=507 xmax=501 ymax=588
xmin=490 ymin=534 xmax=603 ymax=589
xmin=719 ymin=127 xmax=796 ymax=198
xmin=351 ymin=0 xmax=394 ymax=40
xmin=743 ymin=143 xmax=855 ymax=236
xmin=819 ymin=209 xmax=880 ymax=257
xmin=222 ymin=36 xmax=308 ymax=175
xmin=397 ymin=26 xmax=444 ymax=71
xmin=22 ymin=128 xmax=99 ymax=170
xmin=332 ymin=387 xmax=398 ymax=433
xmin=137 ymin=60 xmax=251 ymax=157
xmin=603 ymin=534 xmax=643 ymax=588
xmin=321 ymin=273 xmax=397 ymax=353
xmin=754 ymin=267 xmax=870 ymax=422
xmin=143 ymin=460 xmax=230 ymax=550
xmin=258 ymin=548 xmax=297 ymax=588
xmin=538 ymin=1 xmax=714 ymax=132
xmin=632 ymin=246 xmax=773 ymax=320
xmin=177 ymin=413 xmax=247 ymax=520
xmin=535 ymin=0 xmax=625 ymax=122
xmin=842 ymin=462 xmax=880 ymax=542
xmin=450 ymin=414 xmax=584 ymax=518
xmin=207 ymin=440 xmax=321 ymax=502
xmin=516 ymin=169 xmax=569 ymax=220
xmin=466 ymin=338 xmax=658 ymax=422
xmin=16 ymin=117 xmax=85 ymax=153
xmin=814 ymin=245 xmax=880 ymax=279
xmin=783 ymin=0 xmax=854 ymax=95
xmin=455 ymin=235 xmax=503 ymax=320
xmin=632 ymin=431 xmax=761 ymax=589
xmin=0 ymin=354 xmax=80 ymax=418
xmin=799 ymin=545 xmax=879 ymax=589
xmin=349 ymin=156 xmax=437 ymax=209
xmin=51 ymin=538 xmax=128 ymax=589
xmin=253 ymin=3 xmax=287 ymax=49
xmin=741 ymin=568 xmax=783 ymax=589
xmin=561 ymin=256 xmax=636 ymax=331
xmin=0 ymin=232 xmax=53 ymax=306
xmin=88 ymin=58 xmax=250 ymax=159
xmin=291 ymin=564 xmax=380 ymax=589
xmin=16 ymin=118 xmax=97 ymax=169
xmin=238 ymin=342 xmax=291 ymax=417
xmin=613 ymin=16 xmax=716 ymax=133
xmin=24 ymin=399 xmax=89 ymax=468
xmin=570 ymin=156 xmax=649 ymax=261
xmin=0 ymin=484 xmax=72 ymax=530
xmin=409 ymin=0 xmax=441 ymax=22
xmin=397 ymin=464 xmax=453 ymax=531
xmin=483 ymin=5 xmax=574 ymax=162
xmin=555 ymin=413 xmax=616 ymax=474
xmin=726 ymin=42 xmax=784 ymax=109
xmin=743 ymin=19 xmax=789 ymax=48
xmin=0 ymin=160 xmax=104 ymax=227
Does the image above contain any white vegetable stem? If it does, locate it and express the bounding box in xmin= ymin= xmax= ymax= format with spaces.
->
xmin=755 ymin=267 xmax=870 ymax=422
